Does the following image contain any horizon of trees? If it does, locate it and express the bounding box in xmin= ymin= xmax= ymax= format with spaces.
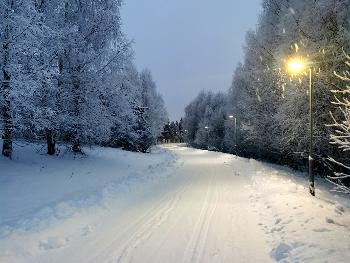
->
xmin=158 ymin=119 xmax=185 ymax=144
xmin=0 ymin=0 xmax=167 ymax=158
xmin=183 ymin=0 xmax=350 ymax=190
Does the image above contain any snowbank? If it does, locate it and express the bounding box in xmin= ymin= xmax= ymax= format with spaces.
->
xmin=0 ymin=141 xmax=178 ymax=239
xmin=245 ymin=158 xmax=350 ymax=262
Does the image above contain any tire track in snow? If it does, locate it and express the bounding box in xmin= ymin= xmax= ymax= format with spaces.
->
xmin=182 ymin=170 xmax=219 ymax=263
xmin=115 ymin=183 xmax=190 ymax=263
xmin=86 ymin=184 xmax=186 ymax=263
xmin=196 ymin=175 xmax=220 ymax=263
xmin=89 ymin=173 xmax=192 ymax=263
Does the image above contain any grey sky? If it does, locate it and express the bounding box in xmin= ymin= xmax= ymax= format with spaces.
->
xmin=121 ymin=0 xmax=262 ymax=120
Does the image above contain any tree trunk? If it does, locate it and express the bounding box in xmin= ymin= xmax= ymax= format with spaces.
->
xmin=1 ymin=5 xmax=13 ymax=159
xmin=2 ymin=72 xmax=12 ymax=158
xmin=72 ymin=73 xmax=81 ymax=153
xmin=46 ymin=129 xmax=55 ymax=155
xmin=2 ymin=102 xmax=13 ymax=157
xmin=72 ymin=138 xmax=81 ymax=153
xmin=37 ymin=0 xmax=55 ymax=157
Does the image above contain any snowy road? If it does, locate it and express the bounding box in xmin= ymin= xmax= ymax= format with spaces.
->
xmin=1 ymin=144 xmax=350 ymax=262
xmin=80 ymin=145 xmax=273 ymax=263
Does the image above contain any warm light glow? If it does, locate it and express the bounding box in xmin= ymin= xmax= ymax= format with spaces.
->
xmin=287 ymin=58 xmax=306 ymax=75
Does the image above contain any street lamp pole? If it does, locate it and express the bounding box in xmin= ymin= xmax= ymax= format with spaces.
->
xmin=234 ymin=117 xmax=238 ymax=157
xmin=229 ymin=115 xmax=238 ymax=157
xmin=205 ymin=126 xmax=209 ymax=150
xmin=287 ymin=58 xmax=315 ymax=196
xmin=309 ymin=68 xmax=315 ymax=196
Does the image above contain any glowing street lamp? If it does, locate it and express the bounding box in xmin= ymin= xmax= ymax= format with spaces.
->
xmin=287 ymin=58 xmax=305 ymax=75
xmin=286 ymin=57 xmax=315 ymax=196
xmin=204 ymin=126 xmax=209 ymax=150
xmin=229 ymin=115 xmax=238 ymax=157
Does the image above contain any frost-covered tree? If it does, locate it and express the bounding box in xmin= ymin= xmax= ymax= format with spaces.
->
xmin=0 ymin=0 xmax=55 ymax=158
xmin=1 ymin=0 xmax=167 ymax=157
xmin=159 ymin=120 xmax=185 ymax=143
xmin=272 ymin=0 xmax=350 ymax=167
xmin=225 ymin=0 xmax=350 ymax=170
xmin=184 ymin=91 xmax=226 ymax=151
xmin=105 ymin=63 xmax=139 ymax=149
xmin=135 ymin=69 xmax=167 ymax=152
xmin=327 ymin=53 xmax=350 ymax=193
xmin=52 ymin=0 xmax=123 ymax=152
xmin=185 ymin=0 xmax=350 ymax=177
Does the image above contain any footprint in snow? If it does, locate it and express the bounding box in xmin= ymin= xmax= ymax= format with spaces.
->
xmin=270 ymin=243 xmax=293 ymax=261
xmin=40 ymin=237 xmax=68 ymax=250
xmin=270 ymin=225 xmax=284 ymax=232
xmin=275 ymin=218 xmax=282 ymax=225
xmin=304 ymin=218 xmax=311 ymax=224
xmin=325 ymin=217 xmax=335 ymax=224
xmin=334 ymin=205 xmax=345 ymax=215
xmin=326 ymin=216 xmax=347 ymax=227
xmin=82 ymin=225 xmax=93 ymax=236
xmin=312 ymin=228 xmax=331 ymax=233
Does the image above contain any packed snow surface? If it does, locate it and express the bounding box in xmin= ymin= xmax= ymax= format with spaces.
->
xmin=0 ymin=143 xmax=350 ymax=262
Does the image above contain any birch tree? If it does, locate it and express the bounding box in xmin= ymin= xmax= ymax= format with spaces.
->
xmin=328 ymin=52 xmax=350 ymax=193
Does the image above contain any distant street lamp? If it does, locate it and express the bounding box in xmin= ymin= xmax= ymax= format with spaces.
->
xmin=182 ymin=129 xmax=188 ymax=144
xmin=229 ymin=115 xmax=238 ymax=157
xmin=184 ymin=130 xmax=187 ymax=142
xmin=286 ymin=56 xmax=315 ymax=196
xmin=204 ymin=126 xmax=209 ymax=150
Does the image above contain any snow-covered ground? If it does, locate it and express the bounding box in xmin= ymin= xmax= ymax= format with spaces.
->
xmin=0 ymin=143 xmax=349 ymax=262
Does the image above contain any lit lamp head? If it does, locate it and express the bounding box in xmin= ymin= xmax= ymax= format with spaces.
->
xmin=204 ymin=126 xmax=209 ymax=129
xmin=287 ymin=57 xmax=306 ymax=75
xmin=229 ymin=115 xmax=234 ymax=119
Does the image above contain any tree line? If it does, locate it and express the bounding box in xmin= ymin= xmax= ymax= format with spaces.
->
xmin=158 ymin=119 xmax=185 ymax=143
xmin=0 ymin=0 xmax=167 ymax=158
xmin=183 ymin=0 xmax=350 ymax=191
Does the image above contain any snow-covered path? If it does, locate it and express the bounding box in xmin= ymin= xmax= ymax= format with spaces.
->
xmin=78 ymin=145 xmax=272 ymax=263
xmin=1 ymin=144 xmax=350 ymax=262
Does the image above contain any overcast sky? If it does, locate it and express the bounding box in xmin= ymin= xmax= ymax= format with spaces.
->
xmin=121 ymin=0 xmax=262 ymax=120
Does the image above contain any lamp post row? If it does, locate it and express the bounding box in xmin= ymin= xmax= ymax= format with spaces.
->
xmin=201 ymin=56 xmax=315 ymax=197
xmin=204 ymin=115 xmax=238 ymax=156
xmin=203 ymin=56 xmax=315 ymax=197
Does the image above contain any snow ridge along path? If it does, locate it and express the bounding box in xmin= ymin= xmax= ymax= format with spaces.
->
xmin=1 ymin=143 xmax=350 ymax=262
